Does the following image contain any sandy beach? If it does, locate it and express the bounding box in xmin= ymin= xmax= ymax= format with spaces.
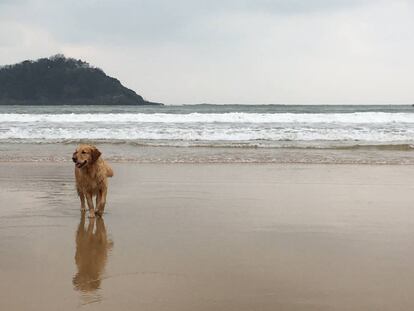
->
xmin=1 ymin=162 xmax=414 ymax=310
xmin=2 ymin=0 xmax=414 ymax=308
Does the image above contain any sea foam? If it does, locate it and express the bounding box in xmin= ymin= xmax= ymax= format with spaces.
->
xmin=1 ymin=112 xmax=414 ymax=124
xmin=1 ymin=111 xmax=414 ymax=146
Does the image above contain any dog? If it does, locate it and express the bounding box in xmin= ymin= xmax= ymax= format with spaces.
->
xmin=72 ymin=144 xmax=113 ymax=218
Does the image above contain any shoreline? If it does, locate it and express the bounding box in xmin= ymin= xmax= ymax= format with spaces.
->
xmin=1 ymin=142 xmax=414 ymax=165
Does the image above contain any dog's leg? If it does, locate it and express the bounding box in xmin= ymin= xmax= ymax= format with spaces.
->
xmin=95 ymin=195 xmax=100 ymax=212
xmin=78 ymin=191 xmax=86 ymax=212
xmin=85 ymin=192 xmax=95 ymax=218
xmin=95 ymin=188 xmax=107 ymax=217
xmin=95 ymin=192 xmax=102 ymax=216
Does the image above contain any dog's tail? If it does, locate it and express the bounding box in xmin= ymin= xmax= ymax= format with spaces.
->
xmin=106 ymin=166 xmax=114 ymax=178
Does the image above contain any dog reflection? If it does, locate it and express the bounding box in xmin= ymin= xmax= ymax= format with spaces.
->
xmin=73 ymin=213 xmax=113 ymax=292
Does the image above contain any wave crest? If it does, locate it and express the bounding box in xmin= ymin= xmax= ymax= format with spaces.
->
xmin=2 ymin=112 xmax=414 ymax=123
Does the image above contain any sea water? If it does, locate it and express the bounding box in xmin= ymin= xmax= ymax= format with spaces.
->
xmin=1 ymin=104 xmax=414 ymax=163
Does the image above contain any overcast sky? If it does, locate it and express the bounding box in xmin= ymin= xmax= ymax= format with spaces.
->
xmin=0 ymin=0 xmax=413 ymax=104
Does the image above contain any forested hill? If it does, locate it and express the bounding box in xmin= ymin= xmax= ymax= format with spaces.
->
xmin=0 ymin=55 xmax=162 ymax=105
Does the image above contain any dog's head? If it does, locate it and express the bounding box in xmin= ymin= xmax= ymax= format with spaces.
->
xmin=72 ymin=144 xmax=101 ymax=169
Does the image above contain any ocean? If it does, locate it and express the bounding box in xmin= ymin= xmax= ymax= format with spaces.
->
xmin=1 ymin=104 xmax=414 ymax=164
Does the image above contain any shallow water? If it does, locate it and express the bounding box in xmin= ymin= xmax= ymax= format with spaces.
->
xmin=1 ymin=142 xmax=414 ymax=164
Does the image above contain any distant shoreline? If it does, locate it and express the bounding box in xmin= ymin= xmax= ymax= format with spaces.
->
xmin=0 ymin=100 xmax=163 ymax=106
xmin=0 ymin=103 xmax=410 ymax=107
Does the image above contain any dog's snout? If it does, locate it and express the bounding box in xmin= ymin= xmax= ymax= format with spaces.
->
xmin=72 ymin=154 xmax=77 ymax=163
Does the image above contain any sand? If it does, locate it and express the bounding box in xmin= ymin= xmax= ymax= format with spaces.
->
xmin=1 ymin=163 xmax=414 ymax=311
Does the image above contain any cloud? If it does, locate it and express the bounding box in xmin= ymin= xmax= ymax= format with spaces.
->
xmin=0 ymin=0 xmax=413 ymax=103
xmin=0 ymin=0 xmax=380 ymax=45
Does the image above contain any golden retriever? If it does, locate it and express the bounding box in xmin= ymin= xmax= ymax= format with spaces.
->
xmin=72 ymin=144 xmax=113 ymax=218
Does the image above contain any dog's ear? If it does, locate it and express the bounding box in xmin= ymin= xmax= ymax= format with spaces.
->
xmin=90 ymin=146 xmax=101 ymax=163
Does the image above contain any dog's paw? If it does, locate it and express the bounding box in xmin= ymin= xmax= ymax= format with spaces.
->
xmin=88 ymin=212 xmax=95 ymax=219
xmin=80 ymin=207 xmax=86 ymax=212
xmin=95 ymin=210 xmax=103 ymax=217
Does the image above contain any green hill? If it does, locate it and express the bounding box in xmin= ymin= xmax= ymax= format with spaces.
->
xmin=0 ymin=55 xmax=162 ymax=105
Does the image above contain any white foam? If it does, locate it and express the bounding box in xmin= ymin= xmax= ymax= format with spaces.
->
xmin=2 ymin=111 xmax=414 ymax=144
xmin=1 ymin=112 xmax=414 ymax=124
xmin=1 ymin=126 xmax=414 ymax=142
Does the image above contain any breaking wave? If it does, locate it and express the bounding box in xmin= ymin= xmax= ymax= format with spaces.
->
xmin=1 ymin=112 xmax=414 ymax=124
xmin=2 ymin=110 xmax=414 ymax=149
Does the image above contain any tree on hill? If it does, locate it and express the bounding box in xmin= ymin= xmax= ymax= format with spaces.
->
xmin=0 ymin=55 xmax=161 ymax=105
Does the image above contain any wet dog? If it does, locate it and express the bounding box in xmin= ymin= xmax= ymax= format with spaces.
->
xmin=72 ymin=144 xmax=113 ymax=218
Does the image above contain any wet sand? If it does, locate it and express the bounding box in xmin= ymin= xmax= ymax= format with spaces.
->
xmin=1 ymin=163 xmax=414 ymax=310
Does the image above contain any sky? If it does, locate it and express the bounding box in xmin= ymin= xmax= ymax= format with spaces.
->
xmin=0 ymin=0 xmax=413 ymax=104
